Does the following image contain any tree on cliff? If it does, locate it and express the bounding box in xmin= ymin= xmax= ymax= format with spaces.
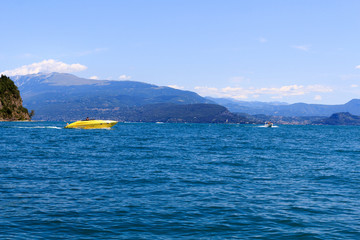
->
xmin=0 ymin=75 xmax=31 ymax=120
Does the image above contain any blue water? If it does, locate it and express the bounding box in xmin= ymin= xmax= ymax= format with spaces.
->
xmin=1 ymin=122 xmax=360 ymax=239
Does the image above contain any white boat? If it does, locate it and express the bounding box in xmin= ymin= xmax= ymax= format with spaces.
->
xmin=264 ymin=121 xmax=273 ymax=127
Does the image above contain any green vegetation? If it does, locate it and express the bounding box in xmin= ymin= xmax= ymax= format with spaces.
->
xmin=0 ymin=75 xmax=21 ymax=98
xmin=0 ymin=75 xmax=30 ymax=120
xmin=131 ymin=103 xmax=251 ymax=123
xmin=29 ymin=110 xmax=35 ymax=118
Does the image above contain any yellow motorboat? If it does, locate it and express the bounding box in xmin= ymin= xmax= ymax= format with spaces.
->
xmin=65 ymin=119 xmax=118 ymax=129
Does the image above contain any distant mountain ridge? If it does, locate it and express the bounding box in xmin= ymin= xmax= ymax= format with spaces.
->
xmin=208 ymin=97 xmax=360 ymax=116
xmin=13 ymin=73 xmax=360 ymax=123
xmin=13 ymin=73 xmax=244 ymax=122
xmin=119 ymin=103 xmax=251 ymax=123
xmin=14 ymin=72 xmax=212 ymax=106
xmin=313 ymin=112 xmax=360 ymax=125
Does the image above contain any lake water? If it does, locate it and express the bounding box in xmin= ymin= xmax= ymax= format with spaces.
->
xmin=1 ymin=122 xmax=359 ymax=239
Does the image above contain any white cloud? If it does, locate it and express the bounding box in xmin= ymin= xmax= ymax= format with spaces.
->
xmin=168 ymin=85 xmax=185 ymax=90
xmin=90 ymin=76 xmax=99 ymax=80
xmin=305 ymin=84 xmax=333 ymax=93
xmin=293 ymin=45 xmax=311 ymax=51
xmin=194 ymin=86 xmax=248 ymax=99
xmin=351 ymin=84 xmax=358 ymax=88
xmin=194 ymin=84 xmax=333 ymax=100
xmin=356 ymin=65 xmax=360 ymax=69
xmin=118 ymin=74 xmax=131 ymax=80
xmin=1 ymin=59 xmax=87 ymax=76
xmin=314 ymin=95 xmax=322 ymax=101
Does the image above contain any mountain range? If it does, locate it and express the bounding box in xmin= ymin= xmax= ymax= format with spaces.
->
xmin=207 ymin=97 xmax=360 ymax=117
xmin=14 ymin=72 xmax=212 ymax=107
xmin=313 ymin=112 xmax=360 ymax=125
xmin=11 ymin=73 xmax=360 ymax=124
xmin=12 ymin=73 xmax=248 ymax=123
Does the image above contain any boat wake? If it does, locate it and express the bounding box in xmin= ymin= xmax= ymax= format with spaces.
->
xmin=15 ymin=126 xmax=63 ymax=129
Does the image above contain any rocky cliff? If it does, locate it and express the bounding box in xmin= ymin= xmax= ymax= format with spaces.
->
xmin=0 ymin=75 xmax=30 ymax=121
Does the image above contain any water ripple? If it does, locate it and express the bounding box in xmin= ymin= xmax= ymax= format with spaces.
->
xmin=0 ymin=122 xmax=359 ymax=239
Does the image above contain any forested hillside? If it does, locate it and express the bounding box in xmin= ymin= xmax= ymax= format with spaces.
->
xmin=0 ymin=75 xmax=30 ymax=121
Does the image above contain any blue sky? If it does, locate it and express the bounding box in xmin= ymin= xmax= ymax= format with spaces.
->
xmin=1 ymin=0 xmax=360 ymax=104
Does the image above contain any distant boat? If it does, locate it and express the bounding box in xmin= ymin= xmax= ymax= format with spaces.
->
xmin=264 ymin=121 xmax=274 ymax=128
xmin=65 ymin=119 xmax=118 ymax=129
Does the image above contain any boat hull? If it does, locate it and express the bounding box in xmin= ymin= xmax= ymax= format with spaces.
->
xmin=65 ymin=120 xmax=118 ymax=129
xmin=264 ymin=121 xmax=273 ymax=127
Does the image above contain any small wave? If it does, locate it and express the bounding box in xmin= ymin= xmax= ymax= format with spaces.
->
xmin=258 ymin=125 xmax=279 ymax=128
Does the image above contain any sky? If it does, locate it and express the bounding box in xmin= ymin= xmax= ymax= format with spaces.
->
xmin=1 ymin=0 xmax=360 ymax=104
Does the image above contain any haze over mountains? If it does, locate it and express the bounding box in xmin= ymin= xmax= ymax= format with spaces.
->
xmin=12 ymin=72 xmax=360 ymax=124
xmin=208 ymin=97 xmax=360 ymax=117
